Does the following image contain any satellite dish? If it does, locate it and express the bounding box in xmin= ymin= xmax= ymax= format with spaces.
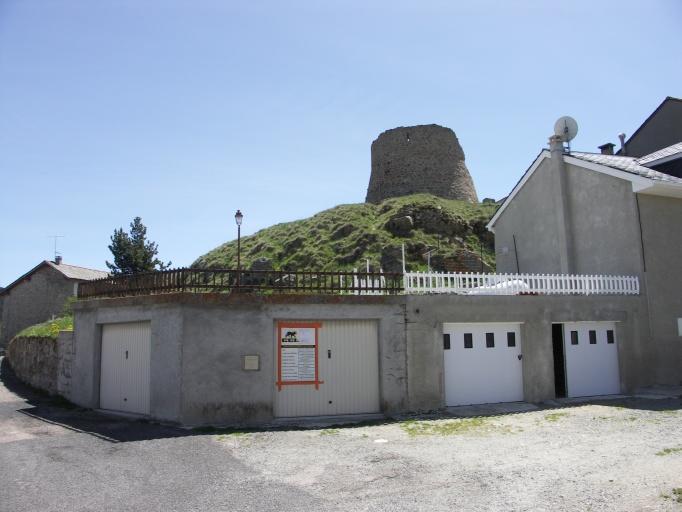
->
xmin=554 ymin=116 xmax=578 ymax=142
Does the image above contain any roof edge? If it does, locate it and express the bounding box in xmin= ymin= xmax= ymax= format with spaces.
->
xmin=618 ymin=96 xmax=682 ymax=155
xmin=486 ymin=150 xmax=550 ymax=232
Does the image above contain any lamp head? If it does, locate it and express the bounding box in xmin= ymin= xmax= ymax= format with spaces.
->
xmin=234 ymin=209 xmax=243 ymax=226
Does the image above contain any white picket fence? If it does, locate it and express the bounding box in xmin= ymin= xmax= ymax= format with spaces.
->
xmin=403 ymin=271 xmax=640 ymax=296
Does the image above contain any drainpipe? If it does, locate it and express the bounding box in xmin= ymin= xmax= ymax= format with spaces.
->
xmin=549 ymin=135 xmax=574 ymax=274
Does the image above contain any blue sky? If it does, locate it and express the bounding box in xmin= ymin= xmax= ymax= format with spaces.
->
xmin=1 ymin=0 xmax=681 ymax=285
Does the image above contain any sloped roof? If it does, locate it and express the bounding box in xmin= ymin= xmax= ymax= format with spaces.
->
xmin=617 ymin=96 xmax=682 ymax=155
xmin=636 ymin=141 xmax=682 ymax=166
xmin=1 ymin=261 xmax=109 ymax=295
xmin=45 ymin=261 xmax=109 ymax=281
xmin=487 ymin=148 xmax=682 ymax=231
xmin=570 ymin=152 xmax=682 ymax=183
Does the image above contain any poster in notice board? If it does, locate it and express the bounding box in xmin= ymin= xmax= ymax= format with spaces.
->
xmin=277 ymin=322 xmax=322 ymax=390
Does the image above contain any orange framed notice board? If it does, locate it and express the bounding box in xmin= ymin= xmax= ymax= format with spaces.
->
xmin=276 ymin=322 xmax=323 ymax=390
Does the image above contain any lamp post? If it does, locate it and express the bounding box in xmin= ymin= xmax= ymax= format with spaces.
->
xmin=235 ymin=209 xmax=243 ymax=287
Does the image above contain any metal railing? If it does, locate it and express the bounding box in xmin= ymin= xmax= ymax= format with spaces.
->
xmin=78 ymin=268 xmax=641 ymax=300
xmin=403 ymin=271 xmax=640 ymax=296
xmin=77 ymin=268 xmax=404 ymax=299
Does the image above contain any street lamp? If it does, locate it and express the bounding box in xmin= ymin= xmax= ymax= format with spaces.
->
xmin=235 ymin=210 xmax=243 ymax=287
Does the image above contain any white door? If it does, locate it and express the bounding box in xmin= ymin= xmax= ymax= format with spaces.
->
xmin=563 ymin=322 xmax=620 ymax=397
xmin=274 ymin=320 xmax=380 ymax=418
xmin=443 ymin=323 xmax=524 ymax=407
xmin=100 ymin=322 xmax=151 ymax=415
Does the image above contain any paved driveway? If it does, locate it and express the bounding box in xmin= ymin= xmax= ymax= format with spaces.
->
xmin=1 ymin=358 xmax=681 ymax=512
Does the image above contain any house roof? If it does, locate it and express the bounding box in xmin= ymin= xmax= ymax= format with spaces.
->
xmin=635 ymin=141 xmax=682 ymax=167
xmin=0 ymin=261 xmax=109 ymax=295
xmin=487 ymin=148 xmax=682 ymax=232
xmin=617 ymin=96 xmax=682 ymax=155
xmin=570 ymin=152 xmax=682 ymax=183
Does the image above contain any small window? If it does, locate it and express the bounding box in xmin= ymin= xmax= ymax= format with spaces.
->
xmin=486 ymin=332 xmax=495 ymax=348
xmin=571 ymin=331 xmax=579 ymax=345
xmin=507 ymin=332 xmax=516 ymax=347
xmin=464 ymin=333 xmax=473 ymax=349
xmin=589 ymin=330 xmax=597 ymax=344
xmin=443 ymin=333 xmax=451 ymax=350
xmin=606 ymin=330 xmax=615 ymax=344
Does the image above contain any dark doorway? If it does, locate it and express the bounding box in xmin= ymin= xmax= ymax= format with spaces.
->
xmin=552 ymin=324 xmax=567 ymax=398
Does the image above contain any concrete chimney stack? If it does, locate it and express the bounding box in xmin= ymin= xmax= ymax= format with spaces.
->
xmin=55 ymin=255 xmax=62 ymax=265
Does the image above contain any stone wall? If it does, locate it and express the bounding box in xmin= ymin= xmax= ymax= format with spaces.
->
xmin=7 ymin=336 xmax=59 ymax=395
xmin=57 ymin=331 xmax=75 ymax=400
xmin=6 ymin=330 xmax=74 ymax=398
xmin=366 ymin=124 xmax=478 ymax=204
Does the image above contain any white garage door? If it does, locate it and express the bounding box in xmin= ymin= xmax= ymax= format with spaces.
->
xmin=443 ymin=323 xmax=524 ymax=407
xmin=274 ymin=320 xmax=380 ymax=418
xmin=100 ymin=322 xmax=151 ymax=415
xmin=563 ymin=322 xmax=620 ymax=398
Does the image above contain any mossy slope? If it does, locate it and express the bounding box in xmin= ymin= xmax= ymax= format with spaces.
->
xmin=193 ymin=194 xmax=498 ymax=272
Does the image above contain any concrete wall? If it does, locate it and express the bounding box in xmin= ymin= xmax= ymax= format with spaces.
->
xmin=7 ymin=336 xmax=59 ymax=394
xmin=404 ymin=294 xmax=651 ymax=410
xmin=638 ymin=194 xmax=682 ymax=385
xmin=72 ymin=301 xmax=184 ymax=423
xmin=72 ymin=294 xmax=407 ymax=426
xmin=366 ymin=124 xmax=478 ymax=204
xmin=624 ymin=99 xmax=682 ymax=158
xmin=494 ymin=156 xmax=562 ymax=273
xmin=564 ymin=163 xmax=644 ymax=276
xmin=0 ymin=266 xmax=76 ymax=349
xmin=71 ymin=291 xmax=652 ymax=426
xmin=180 ymin=300 xmax=407 ymax=426
xmin=494 ymin=156 xmax=644 ymax=277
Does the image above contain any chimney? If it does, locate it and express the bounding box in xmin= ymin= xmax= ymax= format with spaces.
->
xmin=618 ymin=133 xmax=626 ymax=155
xmin=55 ymin=255 xmax=62 ymax=265
xmin=598 ymin=142 xmax=615 ymax=155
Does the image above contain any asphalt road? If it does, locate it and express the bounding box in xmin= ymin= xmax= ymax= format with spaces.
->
xmin=0 ymin=358 xmax=327 ymax=512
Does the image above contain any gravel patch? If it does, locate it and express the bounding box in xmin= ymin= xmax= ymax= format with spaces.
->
xmin=215 ymin=400 xmax=682 ymax=511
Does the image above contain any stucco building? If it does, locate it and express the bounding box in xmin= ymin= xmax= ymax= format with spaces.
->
xmin=488 ymin=101 xmax=682 ymax=386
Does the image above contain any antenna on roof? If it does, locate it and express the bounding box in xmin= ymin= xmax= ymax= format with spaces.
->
xmin=553 ymin=116 xmax=579 ymax=153
xmin=48 ymin=235 xmax=65 ymax=263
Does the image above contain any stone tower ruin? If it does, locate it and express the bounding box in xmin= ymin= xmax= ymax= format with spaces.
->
xmin=365 ymin=124 xmax=479 ymax=204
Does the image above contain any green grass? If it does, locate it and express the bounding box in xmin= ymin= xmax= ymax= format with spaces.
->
xmin=544 ymin=412 xmax=569 ymax=422
xmin=15 ymin=315 xmax=73 ymax=339
xmin=656 ymin=446 xmax=682 ymax=456
xmin=400 ymin=417 xmax=488 ymax=437
xmin=192 ymin=193 xmax=498 ymax=272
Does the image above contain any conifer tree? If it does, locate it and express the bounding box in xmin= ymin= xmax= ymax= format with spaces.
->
xmin=106 ymin=217 xmax=171 ymax=274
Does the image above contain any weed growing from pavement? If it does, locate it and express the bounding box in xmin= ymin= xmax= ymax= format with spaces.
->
xmin=319 ymin=429 xmax=340 ymax=436
xmin=400 ymin=417 xmax=489 ymax=437
xmin=655 ymin=446 xmax=682 ymax=456
xmin=661 ymin=488 xmax=682 ymax=503
xmin=544 ymin=412 xmax=569 ymax=422
xmin=216 ymin=432 xmax=251 ymax=441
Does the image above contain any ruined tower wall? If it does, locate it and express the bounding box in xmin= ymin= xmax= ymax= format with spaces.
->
xmin=366 ymin=124 xmax=479 ymax=204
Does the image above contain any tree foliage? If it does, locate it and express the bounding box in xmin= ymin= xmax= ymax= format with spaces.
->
xmin=106 ymin=217 xmax=171 ymax=275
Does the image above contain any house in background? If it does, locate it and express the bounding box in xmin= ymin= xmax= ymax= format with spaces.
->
xmin=617 ymin=96 xmax=682 ymax=158
xmin=0 ymin=258 xmax=108 ymax=348
xmin=488 ymin=98 xmax=682 ymax=386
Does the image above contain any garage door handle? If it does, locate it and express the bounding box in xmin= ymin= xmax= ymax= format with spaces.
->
xmin=518 ymin=354 xmax=523 ymax=360
xmin=327 ymin=349 xmax=332 ymax=359
xmin=125 ymin=350 xmax=129 ymax=360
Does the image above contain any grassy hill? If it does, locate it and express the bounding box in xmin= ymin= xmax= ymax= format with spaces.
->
xmin=193 ymin=194 xmax=498 ymax=273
